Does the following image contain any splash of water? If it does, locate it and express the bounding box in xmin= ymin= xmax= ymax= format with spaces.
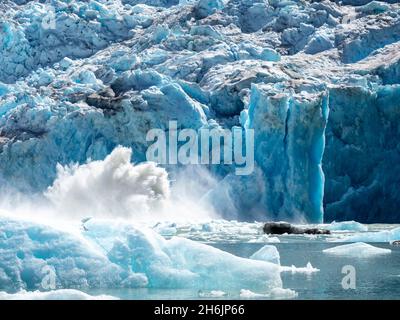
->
xmin=43 ymin=146 xmax=216 ymax=222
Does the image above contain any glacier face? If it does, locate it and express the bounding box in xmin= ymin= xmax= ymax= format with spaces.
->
xmin=246 ymin=83 xmax=328 ymax=223
xmin=0 ymin=0 xmax=399 ymax=223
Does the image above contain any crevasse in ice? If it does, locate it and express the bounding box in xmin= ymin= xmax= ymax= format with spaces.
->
xmin=0 ymin=0 xmax=400 ymax=222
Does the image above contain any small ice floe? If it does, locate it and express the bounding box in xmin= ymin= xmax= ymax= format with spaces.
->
xmin=280 ymin=262 xmax=320 ymax=274
xmin=323 ymin=242 xmax=391 ymax=257
xmin=333 ymin=227 xmax=400 ymax=243
xmin=249 ymin=245 xmax=280 ymax=265
xmin=269 ymin=287 xmax=298 ymax=299
xmin=0 ymin=289 xmax=118 ymax=300
xmin=198 ymin=290 xmax=227 ymax=298
xmin=239 ymin=288 xmax=298 ymax=299
xmin=303 ymin=234 xmax=318 ymax=240
xmin=248 ymin=235 xmax=280 ymax=243
xmin=324 ymin=221 xmax=368 ymax=232
xmin=239 ymin=289 xmax=266 ymax=298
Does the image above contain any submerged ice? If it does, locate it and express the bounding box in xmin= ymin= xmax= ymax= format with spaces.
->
xmin=1 ymin=0 xmax=400 ymax=223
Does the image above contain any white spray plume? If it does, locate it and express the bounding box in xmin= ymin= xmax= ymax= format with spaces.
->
xmin=45 ymin=146 xmax=170 ymax=220
xmin=43 ymin=146 xmax=217 ymax=223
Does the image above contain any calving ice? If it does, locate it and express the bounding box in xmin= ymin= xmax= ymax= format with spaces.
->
xmin=146 ymin=121 xmax=255 ymax=175
xmin=154 ymin=304 xmax=189 ymax=318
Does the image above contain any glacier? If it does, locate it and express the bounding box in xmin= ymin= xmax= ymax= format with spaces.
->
xmin=1 ymin=0 xmax=400 ymax=223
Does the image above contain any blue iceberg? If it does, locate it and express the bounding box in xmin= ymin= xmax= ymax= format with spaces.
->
xmin=0 ymin=217 xmax=282 ymax=293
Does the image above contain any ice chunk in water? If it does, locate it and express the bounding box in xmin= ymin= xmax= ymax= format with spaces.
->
xmin=325 ymin=221 xmax=368 ymax=232
xmin=239 ymin=288 xmax=298 ymax=300
xmin=250 ymin=245 xmax=280 ymax=265
xmin=198 ymin=290 xmax=227 ymax=298
xmin=323 ymin=242 xmax=391 ymax=257
xmin=164 ymin=236 xmax=282 ymax=290
xmin=335 ymin=227 xmax=400 ymax=243
xmin=0 ymin=290 xmax=118 ymax=300
xmin=280 ymin=262 xmax=320 ymax=274
xmin=248 ymin=236 xmax=280 ymax=244
xmin=0 ymin=217 xmax=283 ymax=293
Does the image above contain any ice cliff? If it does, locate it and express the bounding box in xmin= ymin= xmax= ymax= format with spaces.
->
xmin=0 ymin=0 xmax=400 ymax=223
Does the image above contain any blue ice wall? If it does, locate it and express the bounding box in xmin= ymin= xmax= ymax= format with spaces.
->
xmin=323 ymin=84 xmax=400 ymax=223
xmin=246 ymin=84 xmax=329 ymax=223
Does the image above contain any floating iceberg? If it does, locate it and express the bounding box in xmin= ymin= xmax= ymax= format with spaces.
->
xmin=325 ymin=221 xmax=368 ymax=232
xmin=323 ymin=242 xmax=391 ymax=257
xmin=0 ymin=217 xmax=282 ymax=293
xmin=280 ymin=262 xmax=320 ymax=274
xmin=250 ymin=245 xmax=280 ymax=265
xmin=247 ymin=235 xmax=280 ymax=244
xmin=334 ymin=228 xmax=400 ymax=243
xmin=239 ymin=288 xmax=298 ymax=300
